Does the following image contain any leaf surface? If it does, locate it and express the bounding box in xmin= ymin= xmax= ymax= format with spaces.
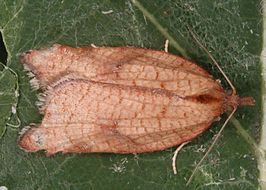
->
xmin=0 ymin=0 xmax=262 ymax=189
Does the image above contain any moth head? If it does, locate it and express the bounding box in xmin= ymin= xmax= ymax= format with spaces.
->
xmin=225 ymin=90 xmax=255 ymax=110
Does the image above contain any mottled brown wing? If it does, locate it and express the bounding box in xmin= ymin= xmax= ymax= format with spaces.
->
xmin=20 ymin=45 xmax=222 ymax=97
xmin=18 ymin=78 xmax=225 ymax=155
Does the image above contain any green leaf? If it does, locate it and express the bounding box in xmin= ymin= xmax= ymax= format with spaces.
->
xmin=0 ymin=66 xmax=16 ymax=137
xmin=0 ymin=0 xmax=262 ymax=189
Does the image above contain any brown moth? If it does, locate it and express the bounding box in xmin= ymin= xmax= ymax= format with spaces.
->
xmin=18 ymin=45 xmax=255 ymax=156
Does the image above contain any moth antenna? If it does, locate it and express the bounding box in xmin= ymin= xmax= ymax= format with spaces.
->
xmin=186 ymin=107 xmax=237 ymax=186
xmin=187 ymin=26 xmax=236 ymax=95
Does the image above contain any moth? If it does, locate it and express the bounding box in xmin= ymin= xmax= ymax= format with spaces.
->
xmin=18 ymin=44 xmax=255 ymax=156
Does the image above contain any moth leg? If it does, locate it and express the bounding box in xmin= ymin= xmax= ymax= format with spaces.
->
xmin=164 ymin=39 xmax=169 ymax=52
xmin=172 ymin=141 xmax=190 ymax=175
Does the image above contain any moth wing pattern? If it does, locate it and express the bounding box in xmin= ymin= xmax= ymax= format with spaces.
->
xmin=18 ymin=76 xmax=225 ymax=155
xmin=20 ymin=45 xmax=223 ymax=97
